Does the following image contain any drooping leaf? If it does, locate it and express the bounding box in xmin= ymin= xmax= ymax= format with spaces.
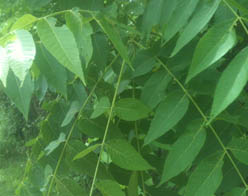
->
xmin=7 ymin=30 xmax=36 ymax=84
xmin=11 ymin=14 xmax=38 ymax=31
xmin=44 ymin=132 xmax=66 ymax=155
xmin=171 ymin=0 xmax=222 ymax=56
xmin=97 ymin=15 xmax=133 ymax=70
xmin=186 ymin=20 xmax=237 ymax=82
xmin=228 ymin=137 xmax=248 ymax=165
xmin=210 ymin=47 xmax=248 ymax=120
xmin=65 ymin=10 xmax=93 ymax=67
xmin=90 ymin=96 xmax=110 ymax=119
xmin=35 ymin=44 xmax=67 ymax=97
xmin=141 ymin=70 xmax=171 ymax=109
xmin=56 ymin=178 xmax=87 ymax=196
xmin=37 ymin=18 xmax=85 ymax=84
xmin=61 ymin=101 xmax=81 ymax=127
xmin=185 ymin=152 xmax=225 ymax=196
xmin=163 ymin=0 xmax=200 ymax=43
xmin=2 ymin=70 xmax=34 ymax=120
xmin=96 ymin=180 xmax=125 ymax=196
xmin=106 ymin=139 xmax=153 ymax=171
xmin=160 ymin=120 xmax=206 ymax=184
xmin=144 ymin=91 xmax=189 ymax=145
xmin=73 ymin=143 xmax=101 ymax=161
xmin=114 ymin=98 xmax=151 ymax=121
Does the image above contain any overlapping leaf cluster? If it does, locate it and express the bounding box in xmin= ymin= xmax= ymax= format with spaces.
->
xmin=1 ymin=0 xmax=248 ymax=195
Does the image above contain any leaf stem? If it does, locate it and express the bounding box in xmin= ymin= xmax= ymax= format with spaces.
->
xmin=156 ymin=57 xmax=248 ymax=189
xmin=89 ymin=60 xmax=126 ymax=196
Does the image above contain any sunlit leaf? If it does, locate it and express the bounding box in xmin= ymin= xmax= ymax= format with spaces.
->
xmin=186 ymin=20 xmax=237 ymax=82
xmin=37 ymin=18 xmax=85 ymax=84
xmin=96 ymin=179 xmax=125 ymax=196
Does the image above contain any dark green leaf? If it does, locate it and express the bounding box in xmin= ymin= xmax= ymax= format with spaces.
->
xmin=96 ymin=180 xmax=125 ymax=196
xmin=115 ymin=98 xmax=151 ymax=121
xmin=106 ymin=139 xmax=153 ymax=171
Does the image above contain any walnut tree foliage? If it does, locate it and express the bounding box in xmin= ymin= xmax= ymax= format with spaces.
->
xmin=1 ymin=0 xmax=248 ymax=195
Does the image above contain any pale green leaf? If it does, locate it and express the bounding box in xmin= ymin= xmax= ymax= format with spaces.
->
xmin=114 ymin=98 xmax=151 ymax=121
xmin=228 ymin=137 xmax=248 ymax=165
xmin=90 ymin=96 xmax=110 ymax=119
xmin=160 ymin=121 xmax=206 ymax=184
xmin=11 ymin=14 xmax=38 ymax=31
xmin=65 ymin=10 xmax=93 ymax=67
xmin=141 ymin=70 xmax=171 ymax=109
xmin=106 ymin=139 xmax=153 ymax=171
xmin=163 ymin=0 xmax=200 ymax=43
xmin=37 ymin=18 xmax=85 ymax=84
xmin=172 ymin=0 xmax=221 ymax=56
xmin=185 ymin=152 xmax=225 ymax=196
xmin=186 ymin=20 xmax=237 ymax=82
xmin=2 ymin=71 xmax=34 ymax=120
xmin=35 ymin=44 xmax=67 ymax=97
xmin=7 ymin=30 xmax=36 ymax=83
xmin=96 ymin=180 xmax=125 ymax=196
xmin=97 ymin=16 xmax=133 ymax=70
xmin=0 ymin=46 xmax=9 ymax=86
xmin=56 ymin=178 xmax=87 ymax=196
xmin=73 ymin=143 xmax=101 ymax=161
xmin=210 ymin=47 xmax=248 ymax=120
xmin=144 ymin=91 xmax=189 ymax=145
xmin=44 ymin=132 xmax=66 ymax=155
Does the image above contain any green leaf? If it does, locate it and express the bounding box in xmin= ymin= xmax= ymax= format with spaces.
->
xmin=186 ymin=20 xmax=237 ymax=82
xmin=96 ymin=180 xmax=125 ymax=196
xmin=210 ymin=47 xmax=248 ymax=120
xmin=185 ymin=152 xmax=225 ymax=196
xmin=7 ymin=30 xmax=36 ymax=84
xmin=65 ymin=10 xmax=93 ymax=67
xmin=141 ymin=70 xmax=171 ymax=109
xmin=163 ymin=0 xmax=200 ymax=43
xmin=224 ymin=187 xmax=247 ymax=196
xmin=73 ymin=143 xmax=101 ymax=161
xmin=61 ymin=101 xmax=80 ymax=127
xmin=44 ymin=132 xmax=66 ymax=155
xmin=35 ymin=44 xmax=67 ymax=97
xmin=144 ymin=91 xmax=189 ymax=145
xmin=128 ymin=172 xmax=138 ymax=196
xmin=2 ymin=70 xmax=34 ymax=120
xmin=11 ymin=14 xmax=38 ymax=31
xmin=90 ymin=96 xmax=110 ymax=119
xmin=56 ymin=178 xmax=87 ymax=196
xmin=97 ymin=16 xmax=133 ymax=70
xmin=37 ymin=18 xmax=85 ymax=84
xmin=228 ymin=137 xmax=248 ymax=165
xmin=114 ymin=98 xmax=151 ymax=121
xmin=106 ymin=139 xmax=153 ymax=171
xmin=160 ymin=121 xmax=206 ymax=184
xmin=171 ymin=0 xmax=222 ymax=56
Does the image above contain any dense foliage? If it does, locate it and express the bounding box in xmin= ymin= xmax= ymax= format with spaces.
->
xmin=1 ymin=0 xmax=248 ymax=195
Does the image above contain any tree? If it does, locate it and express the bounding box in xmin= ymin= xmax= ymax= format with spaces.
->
xmin=1 ymin=0 xmax=248 ymax=195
